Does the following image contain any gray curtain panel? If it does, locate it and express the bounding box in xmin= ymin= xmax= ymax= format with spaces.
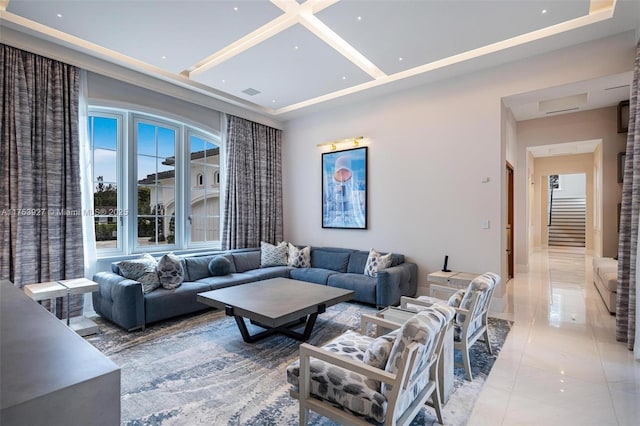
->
xmin=222 ymin=115 xmax=283 ymax=249
xmin=0 ymin=44 xmax=85 ymax=318
xmin=616 ymin=41 xmax=640 ymax=350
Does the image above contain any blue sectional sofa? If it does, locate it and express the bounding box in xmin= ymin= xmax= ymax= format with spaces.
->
xmin=92 ymin=246 xmax=418 ymax=331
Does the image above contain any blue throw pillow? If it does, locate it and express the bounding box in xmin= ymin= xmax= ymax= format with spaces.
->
xmin=208 ymin=256 xmax=231 ymax=276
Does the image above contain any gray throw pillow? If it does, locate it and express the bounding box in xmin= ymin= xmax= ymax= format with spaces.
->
xmin=118 ymin=253 xmax=160 ymax=294
xmin=260 ymin=241 xmax=287 ymax=267
xmin=157 ymin=252 xmax=184 ymax=289
xmin=208 ymin=256 xmax=231 ymax=276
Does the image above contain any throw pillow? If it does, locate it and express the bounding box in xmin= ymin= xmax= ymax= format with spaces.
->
xmin=260 ymin=241 xmax=287 ymax=267
xmin=208 ymin=256 xmax=231 ymax=276
xmin=117 ymin=253 xmax=157 ymax=280
xmin=287 ymin=243 xmax=311 ymax=268
xmin=118 ymin=253 xmax=160 ymax=294
xmin=363 ymin=330 xmax=398 ymax=369
xmin=157 ymin=252 xmax=184 ymax=289
xmin=363 ymin=248 xmax=392 ymax=277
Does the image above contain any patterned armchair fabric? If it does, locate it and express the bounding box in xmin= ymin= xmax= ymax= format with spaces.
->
xmin=400 ymin=272 xmax=500 ymax=381
xmin=287 ymin=305 xmax=455 ymax=425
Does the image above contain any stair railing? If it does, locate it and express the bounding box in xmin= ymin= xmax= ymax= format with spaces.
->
xmin=548 ymin=185 xmax=554 ymax=227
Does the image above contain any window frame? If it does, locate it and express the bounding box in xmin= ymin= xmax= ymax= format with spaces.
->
xmin=88 ymin=109 xmax=126 ymax=257
xmin=186 ymin=127 xmax=223 ymax=248
xmin=88 ymin=106 xmax=222 ymax=258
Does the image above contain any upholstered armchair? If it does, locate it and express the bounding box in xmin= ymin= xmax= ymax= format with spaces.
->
xmin=286 ymin=304 xmax=455 ymax=425
xmin=401 ymin=272 xmax=499 ymax=381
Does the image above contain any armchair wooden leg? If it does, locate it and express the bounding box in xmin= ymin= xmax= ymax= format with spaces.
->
xmin=299 ymin=347 xmax=311 ymax=425
xmin=483 ymin=328 xmax=492 ymax=354
xmin=431 ymin=385 xmax=444 ymax=425
xmin=461 ymin=348 xmax=473 ymax=381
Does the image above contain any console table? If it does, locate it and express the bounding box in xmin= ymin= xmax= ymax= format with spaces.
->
xmin=427 ymin=270 xmax=479 ymax=300
xmin=1 ymin=280 xmax=120 ymax=426
xmin=24 ymin=278 xmax=100 ymax=336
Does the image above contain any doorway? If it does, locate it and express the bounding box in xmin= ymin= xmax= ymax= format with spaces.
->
xmin=507 ymin=162 xmax=514 ymax=279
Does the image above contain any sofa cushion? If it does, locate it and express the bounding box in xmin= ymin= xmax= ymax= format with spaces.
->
xmin=288 ymin=243 xmax=311 ymax=268
xmin=232 ymin=251 xmax=261 ymax=273
xmin=261 ymin=241 xmax=287 ymax=267
xmin=208 ymin=256 xmax=231 ymax=276
xmin=347 ymin=251 xmax=370 ymax=274
xmin=311 ymin=249 xmax=351 ymax=272
xmin=157 ymin=253 xmax=184 ymax=290
xmin=327 ymin=273 xmax=377 ymax=305
xmin=364 ymin=249 xmax=392 ymax=277
xmin=144 ymin=281 xmax=212 ymax=324
xmin=289 ymin=268 xmax=337 ymax=285
xmin=243 ymin=266 xmax=292 ymax=281
xmin=196 ymin=274 xmax=255 ymax=290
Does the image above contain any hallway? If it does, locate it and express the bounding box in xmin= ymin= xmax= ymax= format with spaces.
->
xmin=469 ymin=247 xmax=640 ymax=425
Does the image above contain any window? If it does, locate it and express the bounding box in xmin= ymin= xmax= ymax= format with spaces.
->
xmin=88 ymin=108 xmax=220 ymax=255
xmin=135 ymin=119 xmax=177 ymax=248
xmin=188 ymin=132 xmax=221 ymax=244
xmin=88 ymin=113 xmax=123 ymax=250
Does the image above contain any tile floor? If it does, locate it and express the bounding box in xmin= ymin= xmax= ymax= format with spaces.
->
xmin=469 ymin=247 xmax=640 ymax=425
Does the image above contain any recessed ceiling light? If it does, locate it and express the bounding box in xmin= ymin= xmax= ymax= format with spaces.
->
xmin=161 ymin=55 xmax=167 ymax=60
xmin=357 ymin=16 xmax=362 ymax=21
xmin=342 ymin=76 xmax=347 ymax=80
xmin=398 ymin=57 xmax=404 ymax=62
xmin=272 ymin=100 xmax=276 ymax=103
xmin=221 ymin=79 xmax=226 ymax=83
xmin=233 ymin=7 xmax=238 ymax=12
xmin=56 ymin=13 xmax=63 ymax=18
xmin=294 ymin=45 xmax=299 ymax=50
xmin=542 ymin=9 xmax=548 ymax=14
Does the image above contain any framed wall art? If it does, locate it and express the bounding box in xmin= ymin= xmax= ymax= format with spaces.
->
xmin=321 ymin=146 xmax=367 ymax=229
xmin=618 ymin=152 xmax=626 ymax=183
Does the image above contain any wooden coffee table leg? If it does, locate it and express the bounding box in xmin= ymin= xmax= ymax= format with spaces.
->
xmin=226 ymin=304 xmax=326 ymax=343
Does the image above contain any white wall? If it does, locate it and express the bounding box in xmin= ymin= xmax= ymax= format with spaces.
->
xmin=554 ymin=173 xmax=587 ymax=199
xmin=282 ymin=31 xmax=636 ymax=311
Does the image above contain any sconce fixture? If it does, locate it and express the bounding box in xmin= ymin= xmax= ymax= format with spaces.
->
xmin=317 ymin=136 xmax=364 ymax=151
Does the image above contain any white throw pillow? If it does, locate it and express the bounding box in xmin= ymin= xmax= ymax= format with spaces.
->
xmin=287 ymin=243 xmax=311 ymax=268
xmin=364 ymin=248 xmax=392 ymax=277
xmin=260 ymin=241 xmax=288 ymax=267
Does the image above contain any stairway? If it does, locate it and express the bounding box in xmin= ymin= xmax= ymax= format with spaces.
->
xmin=548 ymin=197 xmax=586 ymax=247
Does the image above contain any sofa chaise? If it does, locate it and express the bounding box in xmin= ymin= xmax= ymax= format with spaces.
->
xmin=92 ymin=246 xmax=418 ymax=331
xmin=592 ymin=257 xmax=617 ymax=314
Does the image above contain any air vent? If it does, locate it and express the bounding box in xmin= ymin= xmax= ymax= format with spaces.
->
xmin=539 ymin=93 xmax=588 ymax=113
xmin=242 ymin=88 xmax=261 ymax=96
xmin=545 ymin=107 xmax=580 ymax=115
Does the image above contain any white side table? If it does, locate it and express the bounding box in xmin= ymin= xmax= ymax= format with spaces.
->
xmin=24 ymin=278 xmax=100 ymax=336
xmin=427 ymin=270 xmax=479 ymax=300
xmin=376 ymin=306 xmax=454 ymax=404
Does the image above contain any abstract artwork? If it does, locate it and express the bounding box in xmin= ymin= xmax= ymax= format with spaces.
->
xmin=322 ymin=147 xmax=367 ymax=229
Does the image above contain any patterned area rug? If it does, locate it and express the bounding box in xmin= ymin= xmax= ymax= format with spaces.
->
xmin=85 ymin=303 xmax=511 ymax=426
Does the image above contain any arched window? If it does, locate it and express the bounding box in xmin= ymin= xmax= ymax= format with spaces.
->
xmin=214 ymin=171 xmax=220 ymax=186
xmin=196 ymin=172 xmax=204 ymax=187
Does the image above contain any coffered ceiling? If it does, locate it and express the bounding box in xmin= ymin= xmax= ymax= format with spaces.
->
xmin=1 ymin=0 xmax=638 ymax=120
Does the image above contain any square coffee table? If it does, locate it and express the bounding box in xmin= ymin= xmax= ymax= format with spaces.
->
xmin=197 ymin=277 xmax=354 ymax=343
